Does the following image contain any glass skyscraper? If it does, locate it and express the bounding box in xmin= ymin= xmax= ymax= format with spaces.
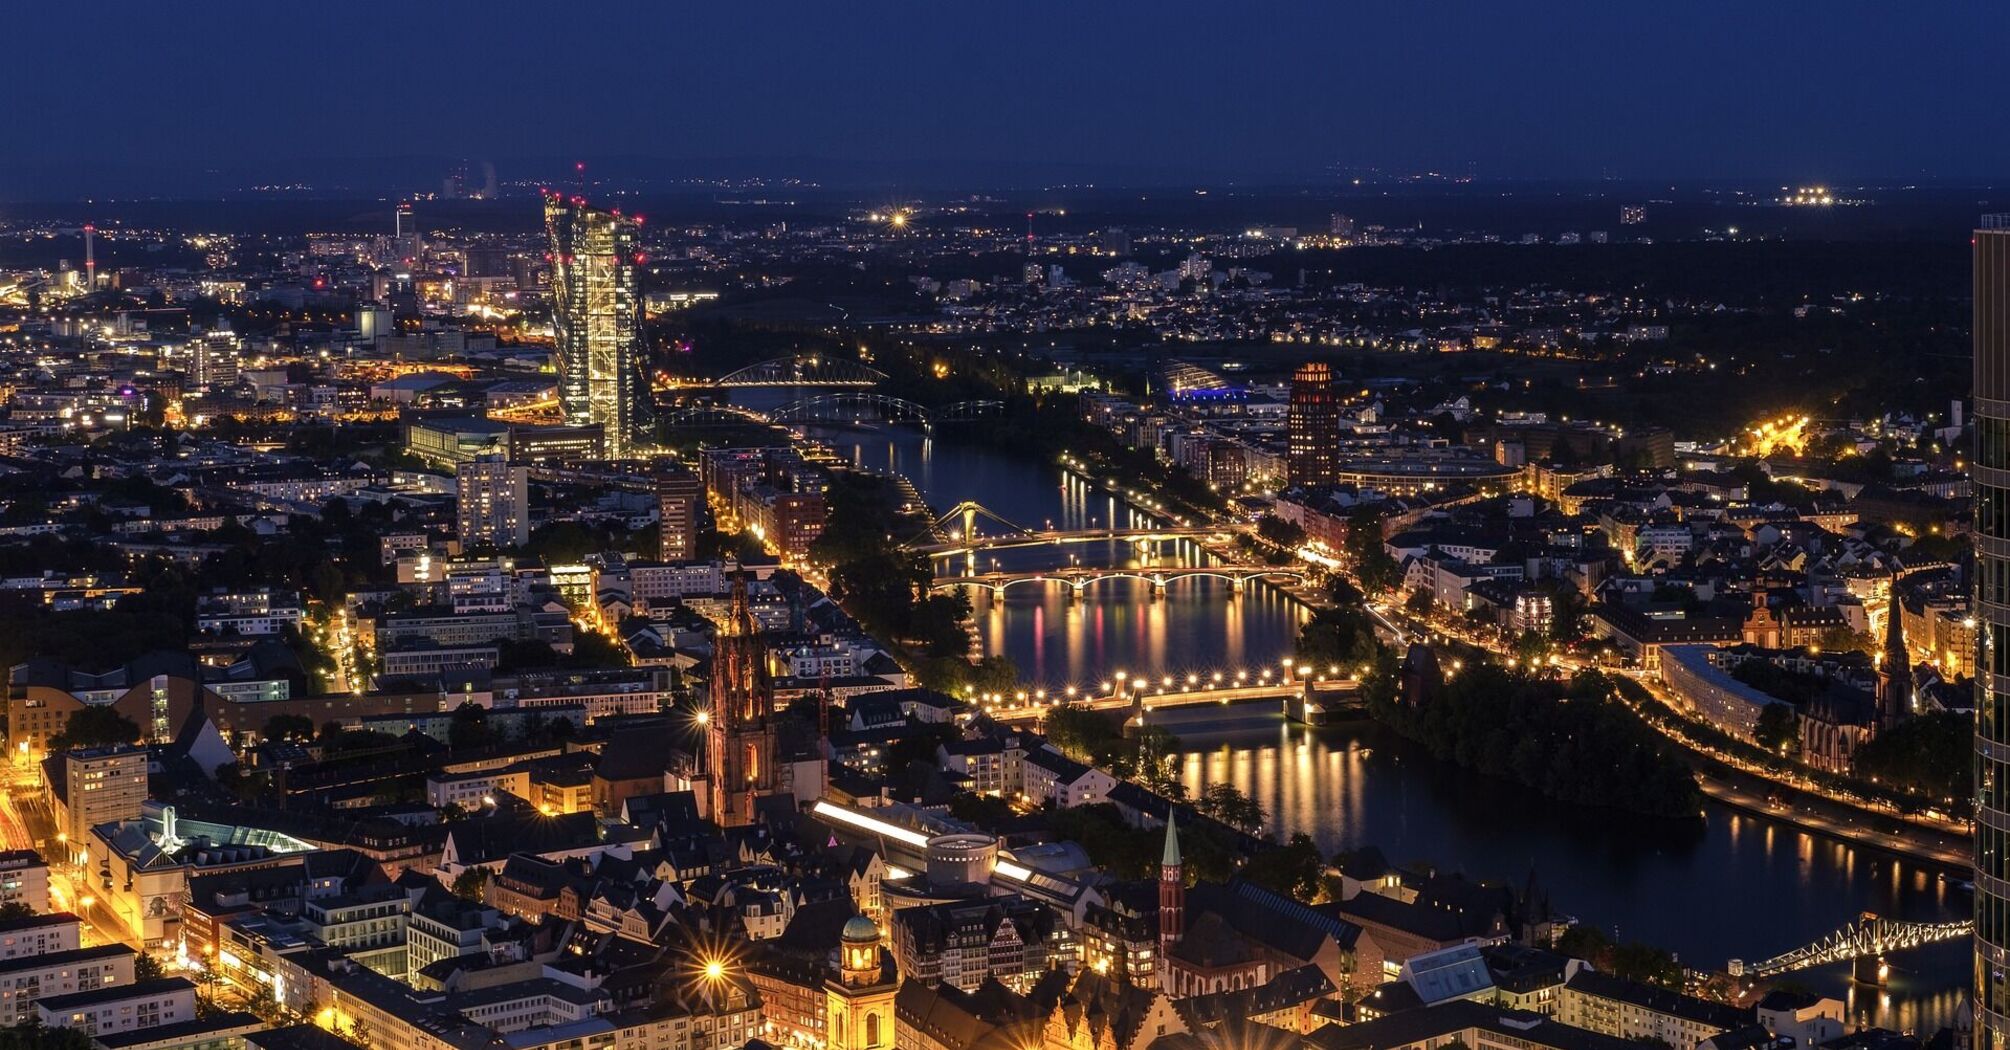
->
xmin=545 ymin=193 xmax=649 ymax=457
xmin=1976 ymin=215 xmax=2010 ymax=1050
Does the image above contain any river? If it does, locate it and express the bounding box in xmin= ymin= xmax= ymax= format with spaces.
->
xmin=799 ymin=422 xmax=1970 ymax=1033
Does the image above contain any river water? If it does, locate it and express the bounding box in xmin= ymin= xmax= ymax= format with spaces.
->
xmin=801 ymin=423 xmax=1969 ymax=1032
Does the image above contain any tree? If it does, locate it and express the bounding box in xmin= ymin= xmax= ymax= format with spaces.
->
xmin=0 ymin=1022 xmax=92 ymax=1050
xmin=448 ymin=702 xmax=499 ymax=750
xmin=262 ymin=713 xmax=315 ymax=743
xmin=0 ymin=902 xmax=32 ymax=922
xmin=948 ymin=793 xmax=1015 ymax=828
xmin=1851 ymin=711 xmax=1968 ymax=803
xmin=46 ymin=706 xmax=142 ymax=752
xmin=1753 ymin=702 xmax=1801 ymax=758
xmin=1241 ymin=832 xmax=1325 ymax=902
xmin=1345 ymin=508 xmax=1401 ymax=594
xmin=1255 ymin=514 xmax=1306 ymax=549
xmin=451 ymin=866 xmax=491 ymax=902
xmin=1812 ymin=627 xmax=1877 ymax=658
xmin=1194 ymin=783 xmax=1265 ymax=834
xmin=133 ymin=952 xmax=166 ymax=982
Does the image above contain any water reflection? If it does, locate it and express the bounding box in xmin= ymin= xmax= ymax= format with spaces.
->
xmin=1175 ymin=722 xmax=1968 ymax=1034
xmin=793 ymin=424 xmax=1968 ymax=1033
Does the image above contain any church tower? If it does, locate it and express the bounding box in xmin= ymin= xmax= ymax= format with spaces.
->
xmin=708 ymin=572 xmax=777 ymax=825
xmin=1158 ymin=811 xmax=1184 ymax=974
xmin=826 ymin=915 xmax=897 ymax=1050
xmin=1878 ymin=578 xmax=1912 ymax=729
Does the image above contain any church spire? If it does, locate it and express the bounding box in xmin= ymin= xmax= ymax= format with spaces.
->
xmin=1878 ymin=573 xmax=1911 ymax=729
xmin=1158 ymin=808 xmax=1185 ymax=982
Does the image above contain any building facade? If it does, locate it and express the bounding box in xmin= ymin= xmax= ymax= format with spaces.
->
xmin=1288 ymin=361 xmax=1339 ymax=487
xmin=456 ymin=453 xmax=529 ymax=550
xmin=545 ymin=194 xmax=648 ymax=457
xmin=657 ymin=466 xmax=702 ymax=562
xmin=1977 ymin=215 xmax=2010 ymax=1049
xmin=708 ymin=573 xmax=777 ymax=826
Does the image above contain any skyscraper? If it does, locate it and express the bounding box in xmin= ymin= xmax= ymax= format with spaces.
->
xmin=394 ymin=202 xmax=421 ymax=267
xmin=656 ymin=465 xmax=702 ymax=562
xmin=546 ymin=193 xmax=649 ymax=458
xmin=457 ymin=453 xmax=529 ymax=550
xmin=1975 ymin=214 xmax=2010 ymax=1050
xmin=1288 ymin=361 xmax=1339 ymax=487
xmin=1158 ymin=810 xmax=1183 ymax=985
xmin=707 ymin=573 xmax=776 ymax=826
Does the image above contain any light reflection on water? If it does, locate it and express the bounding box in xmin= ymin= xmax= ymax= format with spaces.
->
xmin=1173 ymin=723 xmax=1970 ymax=1034
xmin=794 ymin=424 xmax=1970 ymax=1033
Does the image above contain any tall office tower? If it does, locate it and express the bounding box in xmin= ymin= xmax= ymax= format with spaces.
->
xmin=1287 ymin=361 xmax=1340 ymax=487
xmin=546 ymin=193 xmax=649 ymax=458
xmin=191 ymin=328 xmax=242 ymax=390
xmin=707 ymin=573 xmax=776 ymax=826
xmin=456 ymin=453 xmax=529 ymax=550
xmin=1977 ymin=214 xmax=2010 ymax=1050
xmin=394 ymin=202 xmax=421 ymax=266
xmin=655 ymin=466 xmax=702 ymax=562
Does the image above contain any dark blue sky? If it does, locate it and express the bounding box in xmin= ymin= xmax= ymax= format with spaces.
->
xmin=6 ymin=2 xmax=2005 ymax=193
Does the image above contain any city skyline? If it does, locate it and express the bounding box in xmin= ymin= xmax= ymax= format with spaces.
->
xmin=6 ymin=4 xmax=2010 ymax=200
xmin=0 ymin=9 xmax=1996 ymax=1050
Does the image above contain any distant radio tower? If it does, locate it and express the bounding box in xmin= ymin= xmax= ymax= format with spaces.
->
xmin=1025 ymin=211 xmax=1035 ymax=256
xmin=83 ymin=224 xmax=96 ymax=290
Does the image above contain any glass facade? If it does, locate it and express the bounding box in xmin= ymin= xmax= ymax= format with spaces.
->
xmin=545 ymin=194 xmax=648 ymax=457
xmin=1977 ymin=221 xmax=2010 ymax=1048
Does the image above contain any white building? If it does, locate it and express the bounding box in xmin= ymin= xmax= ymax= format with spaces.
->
xmin=457 ymin=454 xmax=530 ymax=550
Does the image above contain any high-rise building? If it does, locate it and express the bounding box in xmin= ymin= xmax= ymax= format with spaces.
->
xmin=456 ymin=453 xmax=529 ymax=550
xmin=545 ymin=193 xmax=649 ymax=457
xmin=1976 ymin=215 xmax=2010 ymax=1049
xmin=1287 ymin=361 xmax=1340 ymax=487
xmin=656 ymin=465 xmax=702 ymax=562
xmin=394 ymin=202 xmax=422 ymax=267
xmin=707 ymin=573 xmax=776 ymax=826
xmin=1158 ymin=811 xmax=1183 ymax=985
xmin=60 ymin=746 xmax=147 ymax=860
xmin=190 ymin=328 xmax=241 ymax=390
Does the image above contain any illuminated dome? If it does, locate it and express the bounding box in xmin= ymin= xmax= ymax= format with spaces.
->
xmin=842 ymin=915 xmax=879 ymax=943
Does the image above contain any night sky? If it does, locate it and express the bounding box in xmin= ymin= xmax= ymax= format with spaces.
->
xmin=6 ymin=2 xmax=2006 ymax=194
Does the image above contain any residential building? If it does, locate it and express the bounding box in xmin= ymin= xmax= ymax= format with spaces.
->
xmin=657 ymin=467 xmax=702 ymax=562
xmin=457 ymin=453 xmax=530 ymax=550
xmin=1289 ymin=361 xmax=1339 ymax=486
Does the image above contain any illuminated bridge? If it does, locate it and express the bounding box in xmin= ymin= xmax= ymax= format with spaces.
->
xmin=769 ymin=393 xmax=1002 ymax=426
xmin=909 ymin=523 xmax=1237 ymax=557
xmin=710 ymin=355 xmax=888 ymax=388
xmin=931 ymin=565 xmax=1308 ymax=601
xmin=977 ymin=674 xmax=1364 ymax=725
xmin=660 ymin=395 xmax=1002 ymax=429
xmin=1733 ymin=913 xmax=1972 ymax=978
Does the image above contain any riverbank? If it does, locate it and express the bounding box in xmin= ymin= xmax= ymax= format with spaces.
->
xmin=1363 ymin=591 xmax=1974 ymax=872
